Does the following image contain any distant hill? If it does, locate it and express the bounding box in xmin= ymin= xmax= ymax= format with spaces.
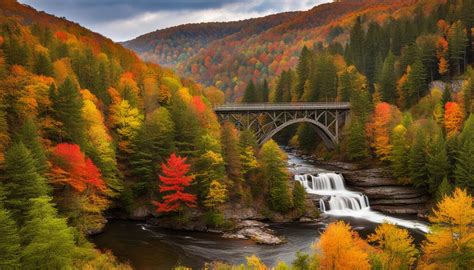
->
xmin=123 ymin=0 xmax=424 ymax=100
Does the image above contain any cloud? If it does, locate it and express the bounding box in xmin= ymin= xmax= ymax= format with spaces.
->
xmin=20 ymin=0 xmax=327 ymax=41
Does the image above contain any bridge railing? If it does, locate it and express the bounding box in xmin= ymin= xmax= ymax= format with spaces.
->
xmin=213 ymin=102 xmax=351 ymax=111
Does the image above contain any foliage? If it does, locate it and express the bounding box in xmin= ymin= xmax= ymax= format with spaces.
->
xmin=0 ymin=206 xmax=21 ymax=269
xmin=154 ymin=153 xmax=197 ymax=213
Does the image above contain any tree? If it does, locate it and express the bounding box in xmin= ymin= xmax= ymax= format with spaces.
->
xmin=448 ymin=21 xmax=468 ymax=74
xmin=242 ymin=80 xmax=258 ymax=103
xmin=3 ymin=143 xmax=48 ymax=223
xmin=259 ymin=140 xmax=292 ymax=213
xmin=444 ymin=102 xmax=464 ymax=137
xmin=455 ymin=114 xmax=474 ymax=190
xmin=368 ymin=223 xmax=418 ymax=270
xmin=349 ymin=17 xmax=365 ymax=71
xmin=378 ymin=52 xmax=397 ymax=103
xmin=390 ymin=124 xmax=410 ymax=182
xmin=348 ymin=118 xmax=369 ymax=161
xmin=18 ymin=117 xmax=49 ymax=175
xmin=315 ymin=221 xmax=370 ymax=270
xmin=419 ymin=188 xmax=474 ymax=269
xmin=50 ymin=78 xmax=86 ymax=146
xmin=0 ymin=207 xmax=21 ymax=269
xmin=367 ymin=103 xmax=394 ymax=161
xmin=408 ymin=130 xmax=428 ymax=187
xmin=153 ymin=153 xmax=197 ymax=213
xmin=406 ymin=60 xmax=428 ymax=107
xmin=292 ymin=181 xmax=306 ymax=215
xmin=221 ymin=121 xmax=242 ymax=185
xmin=261 ymin=79 xmax=270 ymax=102
xmin=33 ymin=52 xmax=54 ymax=77
xmin=20 ymin=196 xmax=75 ymax=269
xmin=204 ymin=180 xmax=227 ymax=209
xmin=426 ymin=132 xmax=449 ymax=193
xmin=295 ymin=46 xmax=312 ymax=100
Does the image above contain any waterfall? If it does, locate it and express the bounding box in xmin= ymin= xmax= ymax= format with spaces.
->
xmin=295 ymin=173 xmax=429 ymax=233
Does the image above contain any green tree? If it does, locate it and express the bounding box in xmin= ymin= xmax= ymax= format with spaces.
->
xmin=259 ymin=140 xmax=292 ymax=213
xmin=20 ymin=196 xmax=75 ymax=270
xmin=426 ymin=133 xmax=449 ymax=193
xmin=436 ymin=178 xmax=453 ymax=202
xmin=50 ymin=78 xmax=86 ymax=146
xmin=18 ymin=117 xmax=49 ymax=175
xmin=379 ymin=52 xmax=397 ymax=103
xmin=3 ymin=143 xmax=48 ymax=223
xmin=221 ymin=121 xmax=242 ymax=188
xmin=348 ymin=118 xmax=369 ymax=161
xmin=455 ymin=114 xmax=474 ymax=190
xmin=33 ymin=52 xmax=54 ymax=77
xmin=170 ymin=93 xmax=202 ymax=157
xmin=242 ymin=80 xmax=258 ymax=103
xmin=408 ymin=130 xmax=428 ymax=187
xmin=448 ymin=21 xmax=468 ymax=74
xmin=261 ymin=79 xmax=270 ymax=102
xmin=0 ymin=207 xmax=21 ymax=269
xmin=406 ymin=60 xmax=428 ymax=107
xmin=390 ymin=124 xmax=410 ymax=182
xmin=349 ymin=17 xmax=365 ymax=71
xmin=292 ymin=181 xmax=306 ymax=214
xmin=295 ymin=46 xmax=312 ymax=100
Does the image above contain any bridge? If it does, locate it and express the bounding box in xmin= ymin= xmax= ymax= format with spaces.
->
xmin=213 ymin=102 xmax=351 ymax=149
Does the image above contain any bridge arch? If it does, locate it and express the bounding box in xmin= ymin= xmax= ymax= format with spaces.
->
xmin=260 ymin=118 xmax=336 ymax=149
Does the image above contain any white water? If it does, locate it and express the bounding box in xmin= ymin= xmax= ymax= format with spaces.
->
xmin=295 ymin=173 xmax=429 ymax=233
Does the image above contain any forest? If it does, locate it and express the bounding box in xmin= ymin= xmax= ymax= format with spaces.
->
xmin=0 ymin=0 xmax=473 ymax=269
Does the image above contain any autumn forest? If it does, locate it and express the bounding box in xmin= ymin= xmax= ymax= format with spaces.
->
xmin=0 ymin=0 xmax=473 ymax=269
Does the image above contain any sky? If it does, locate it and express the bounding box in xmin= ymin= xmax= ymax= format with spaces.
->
xmin=20 ymin=0 xmax=328 ymax=42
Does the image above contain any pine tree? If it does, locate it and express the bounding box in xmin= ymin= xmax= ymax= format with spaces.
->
xmin=292 ymin=181 xmax=306 ymax=215
xmin=379 ymin=52 xmax=397 ymax=103
xmin=408 ymin=130 xmax=428 ymax=187
xmin=0 ymin=206 xmax=21 ymax=269
xmin=50 ymin=78 xmax=86 ymax=146
xmin=33 ymin=52 xmax=54 ymax=77
xmin=406 ymin=60 xmax=428 ymax=107
xmin=349 ymin=17 xmax=365 ymax=71
xmin=18 ymin=117 xmax=49 ymax=175
xmin=20 ymin=196 xmax=75 ymax=269
xmin=4 ymin=37 xmax=29 ymax=66
xmin=170 ymin=93 xmax=202 ymax=157
xmin=3 ymin=143 xmax=48 ymax=223
xmin=348 ymin=118 xmax=369 ymax=161
xmin=390 ymin=124 xmax=410 ymax=182
xmin=448 ymin=21 xmax=468 ymax=74
xmin=426 ymin=133 xmax=449 ymax=193
xmin=242 ymin=80 xmax=258 ymax=103
xmin=259 ymin=140 xmax=292 ymax=213
xmin=295 ymin=46 xmax=312 ymax=100
xmin=436 ymin=178 xmax=452 ymax=202
xmin=455 ymin=114 xmax=474 ymax=190
xmin=261 ymin=79 xmax=270 ymax=102
xmin=221 ymin=121 xmax=243 ymax=185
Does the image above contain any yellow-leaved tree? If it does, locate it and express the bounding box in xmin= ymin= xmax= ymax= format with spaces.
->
xmin=368 ymin=223 xmax=418 ymax=270
xmin=419 ymin=188 xmax=474 ymax=269
xmin=315 ymin=221 xmax=371 ymax=270
xmin=204 ymin=180 xmax=227 ymax=209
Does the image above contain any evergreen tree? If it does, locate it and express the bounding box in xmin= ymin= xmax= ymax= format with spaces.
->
xmin=408 ymin=130 xmax=429 ymax=187
xmin=348 ymin=118 xmax=369 ymax=161
xmin=18 ymin=117 xmax=49 ymax=175
xmin=379 ymin=52 xmax=397 ymax=103
xmin=349 ymin=17 xmax=365 ymax=71
xmin=295 ymin=46 xmax=312 ymax=100
xmin=274 ymin=71 xmax=293 ymax=102
xmin=436 ymin=178 xmax=453 ymax=202
xmin=3 ymin=143 xmax=48 ymax=223
xmin=259 ymin=140 xmax=292 ymax=213
xmin=33 ymin=52 xmax=54 ymax=77
xmin=406 ymin=60 xmax=428 ymax=107
xmin=442 ymin=84 xmax=453 ymax=106
xmin=242 ymin=80 xmax=258 ymax=103
xmin=221 ymin=122 xmax=243 ymax=187
xmin=455 ymin=114 xmax=474 ymax=190
xmin=170 ymin=93 xmax=202 ymax=157
xmin=390 ymin=124 xmax=410 ymax=182
xmin=4 ymin=37 xmax=29 ymax=66
xmin=426 ymin=133 xmax=449 ymax=193
xmin=20 ymin=196 xmax=75 ymax=269
xmin=50 ymin=78 xmax=86 ymax=146
xmin=305 ymin=53 xmax=337 ymax=102
xmin=292 ymin=181 xmax=306 ymax=215
xmin=0 ymin=207 xmax=21 ymax=269
xmin=448 ymin=21 xmax=468 ymax=74
xmin=261 ymin=79 xmax=270 ymax=102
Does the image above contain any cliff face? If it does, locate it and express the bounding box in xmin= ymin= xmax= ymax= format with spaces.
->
xmin=342 ymin=167 xmax=430 ymax=216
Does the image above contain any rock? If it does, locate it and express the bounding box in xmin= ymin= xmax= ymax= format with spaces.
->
xmin=371 ymin=204 xmax=427 ymax=215
xmin=299 ymin=217 xmax=313 ymax=222
xmin=222 ymin=206 xmax=265 ymax=220
xmin=223 ymin=219 xmax=286 ymax=245
xmin=130 ymin=205 xmax=152 ymax=220
xmin=352 ymin=186 xmax=427 ymax=199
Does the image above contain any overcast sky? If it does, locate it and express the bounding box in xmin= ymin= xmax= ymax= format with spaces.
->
xmin=20 ymin=0 xmax=328 ymax=42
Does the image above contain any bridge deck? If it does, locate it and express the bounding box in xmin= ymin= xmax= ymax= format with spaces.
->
xmin=214 ymin=102 xmax=350 ymax=112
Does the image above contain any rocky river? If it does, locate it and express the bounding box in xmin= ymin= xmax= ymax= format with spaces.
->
xmin=92 ymin=149 xmax=430 ymax=269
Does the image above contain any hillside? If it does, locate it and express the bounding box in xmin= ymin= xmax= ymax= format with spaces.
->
xmin=123 ymin=0 xmax=424 ymax=100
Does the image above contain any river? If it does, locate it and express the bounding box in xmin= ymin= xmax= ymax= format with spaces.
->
xmin=92 ymin=149 xmax=428 ymax=269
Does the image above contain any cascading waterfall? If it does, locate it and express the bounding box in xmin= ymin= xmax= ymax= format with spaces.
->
xmin=295 ymin=173 xmax=429 ymax=233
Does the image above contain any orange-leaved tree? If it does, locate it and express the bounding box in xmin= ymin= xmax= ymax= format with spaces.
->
xmin=444 ymin=101 xmax=464 ymax=137
xmin=367 ymin=102 xmax=400 ymax=161
xmin=315 ymin=220 xmax=371 ymax=270
xmin=154 ymin=153 xmax=197 ymax=213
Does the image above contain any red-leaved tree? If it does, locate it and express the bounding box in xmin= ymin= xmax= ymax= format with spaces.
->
xmin=51 ymin=143 xmax=105 ymax=192
xmin=154 ymin=153 xmax=197 ymax=213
